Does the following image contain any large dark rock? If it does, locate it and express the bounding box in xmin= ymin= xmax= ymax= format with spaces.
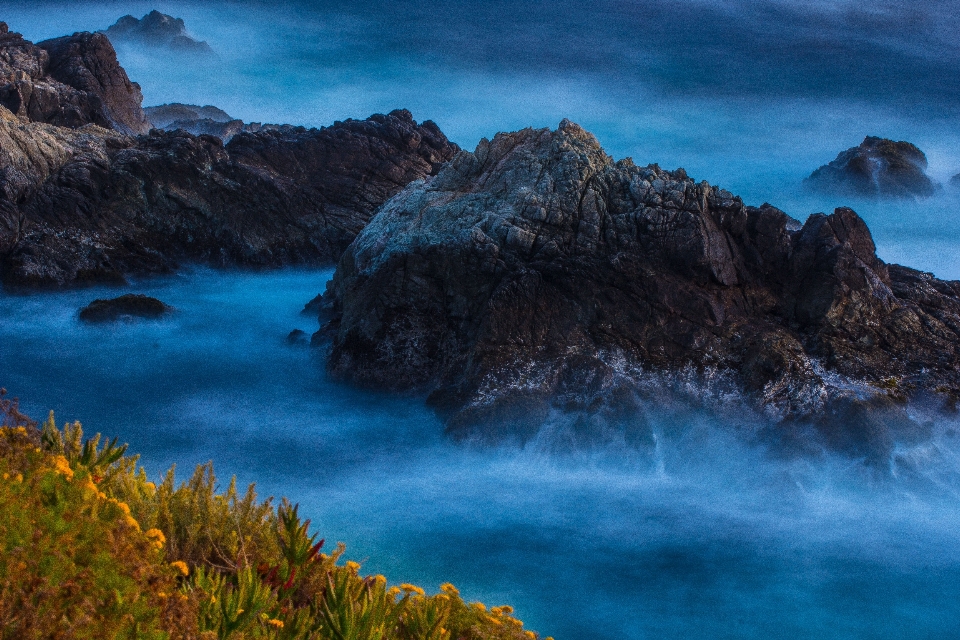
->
xmin=103 ymin=11 xmax=215 ymax=57
xmin=322 ymin=120 xmax=960 ymax=460
xmin=805 ymin=136 xmax=937 ymax=199
xmin=0 ymin=23 xmax=149 ymax=135
xmin=79 ymin=293 xmax=171 ymax=322
xmin=0 ymin=104 xmax=458 ymax=287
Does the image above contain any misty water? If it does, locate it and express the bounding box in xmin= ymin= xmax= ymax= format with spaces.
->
xmin=5 ymin=269 xmax=960 ymax=639
xmin=4 ymin=0 xmax=960 ymax=637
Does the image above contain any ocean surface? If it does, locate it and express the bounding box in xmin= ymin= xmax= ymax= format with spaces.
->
xmin=4 ymin=269 xmax=960 ymax=639
xmin=3 ymin=0 xmax=960 ymax=637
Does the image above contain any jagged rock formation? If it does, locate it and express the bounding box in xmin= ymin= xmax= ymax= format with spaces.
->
xmin=0 ymin=106 xmax=458 ymax=287
xmin=103 ymin=11 xmax=215 ymax=56
xmin=153 ymin=116 xmax=245 ymax=142
xmin=144 ymin=103 xmax=233 ymax=128
xmin=321 ymin=120 xmax=960 ymax=460
xmin=144 ymin=103 xmax=283 ymax=143
xmin=805 ymin=136 xmax=937 ymax=199
xmin=79 ymin=293 xmax=172 ymax=322
xmin=0 ymin=23 xmax=149 ymax=135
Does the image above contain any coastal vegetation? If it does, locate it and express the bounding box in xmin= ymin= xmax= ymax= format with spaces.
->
xmin=0 ymin=392 xmax=542 ymax=640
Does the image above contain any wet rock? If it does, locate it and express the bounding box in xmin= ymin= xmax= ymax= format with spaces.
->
xmin=302 ymin=293 xmax=324 ymax=316
xmin=805 ymin=136 xmax=937 ymax=199
xmin=0 ymin=24 xmax=149 ymax=135
xmin=103 ymin=11 xmax=215 ymax=57
xmin=286 ymin=329 xmax=309 ymax=345
xmin=79 ymin=293 xmax=171 ymax=322
xmin=324 ymin=120 xmax=960 ymax=460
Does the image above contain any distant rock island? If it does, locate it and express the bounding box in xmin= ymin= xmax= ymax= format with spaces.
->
xmin=805 ymin=136 xmax=937 ymax=199
xmin=320 ymin=120 xmax=960 ymax=461
xmin=102 ymin=10 xmax=215 ymax=57
xmin=0 ymin=22 xmax=458 ymax=288
xmin=144 ymin=103 xmax=287 ymax=143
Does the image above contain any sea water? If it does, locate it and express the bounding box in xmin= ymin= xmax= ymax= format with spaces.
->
xmin=4 ymin=269 xmax=960 ymax=639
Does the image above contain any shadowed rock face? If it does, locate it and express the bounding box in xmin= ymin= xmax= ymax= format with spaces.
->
xmin=0 ymin=107 xmax=459 ymax=287
xmin=0 ymin=24 xmax=150 ymax=135
xmin=805 ymin=136 xmax=937 ymax=199
xmin=323 ymin=120 xmax=960 ymax=460
xmin=103 ymin=11 xmax=215 ymax=56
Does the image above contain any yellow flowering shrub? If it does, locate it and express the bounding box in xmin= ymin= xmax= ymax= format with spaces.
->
xmin=0 ymin=399 xmax=543 ymax=640
xmin=0 ymin=426 xmax=179 ymax=639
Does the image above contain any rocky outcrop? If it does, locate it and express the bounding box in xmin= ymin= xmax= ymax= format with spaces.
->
xmin=103 ymin=11 xmax=215 ymax=57
xmin=79 ymin=293 xmax=172 ymax=322
xmin=156 ymin=117 xmax=245 ymax=142
xmin=144 ymin=103 xmax=278 ymax=143
xmin=951 ymin=172 xmax=960 ymax=188
xmin=321 ymin=120 xmax=960 ymax=460
xmin=144 ymin=104 xmax=233 ymax=128
xmin=0 ymin=24 xmax=149 ymax=135
xmin=805 ymin=136 xmax=937 ymax=199
xmin=0 ymin=105 xmax=458 ymax=287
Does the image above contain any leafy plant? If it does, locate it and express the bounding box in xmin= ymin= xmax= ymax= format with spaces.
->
xmin=191 ymin=565 xmax=278 ymax=638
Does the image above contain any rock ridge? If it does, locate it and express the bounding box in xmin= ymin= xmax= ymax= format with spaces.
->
xmin=0 ymin=107 xmax=459 ymax=287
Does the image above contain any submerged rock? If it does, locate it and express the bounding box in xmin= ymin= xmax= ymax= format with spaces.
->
xmin=103 ymin=11 xmax=215 ymax=57
xmin=286 ymin=329 xmax=309 ymax=345
xmin=79 ymin=293 xmax=171 ymax=322
xmin=0 ymin=23 xmax=150 ymax=135
xmin=323 ymin=120 xmax=960 ymax=461
xmin=805 ymin=136 xmax=937 ymax=199
xmin=951 ymin=173 xmax=960 ymax=188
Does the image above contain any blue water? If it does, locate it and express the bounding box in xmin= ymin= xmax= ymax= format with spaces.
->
xmin=3 ymin=0 xmax=960 ymax=636
xmin=4 ymin=269 xmax=960 ymax=639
